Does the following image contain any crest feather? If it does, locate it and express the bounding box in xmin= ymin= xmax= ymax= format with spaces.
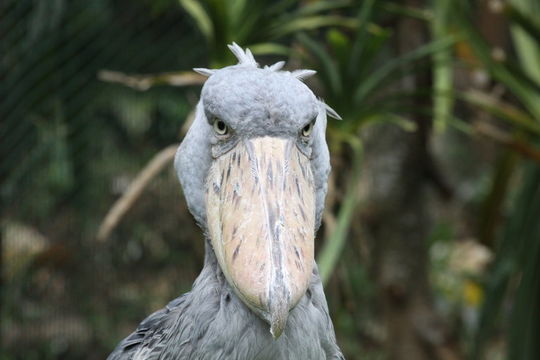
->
xmin=268 ymin=61 xmax=286 ymax=71
xmin=193 ymin=68 xmax=216 ymax=77
xmin=228 ymin=42 xmax=258 ymax=67
xmin=292 ymin=69 xmax=317 ymax=80
xmin=324 ymin=102 xmax=342 ymax=120
xmin=245 ymin=48 xmax=256 ymax=64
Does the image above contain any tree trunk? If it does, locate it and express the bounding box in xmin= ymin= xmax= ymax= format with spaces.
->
xmin=362 ymin=1 xmax=461 ymax=359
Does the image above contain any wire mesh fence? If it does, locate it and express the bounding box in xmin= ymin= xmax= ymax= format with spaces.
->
xmin=2 ymin=1 xmax=207 ymax=358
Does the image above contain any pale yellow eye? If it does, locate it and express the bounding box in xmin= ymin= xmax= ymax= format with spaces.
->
xmin=301 ymin=121 xmax=314 ymax=137
xmin=213 ymin=119 xmax=229 ymax=135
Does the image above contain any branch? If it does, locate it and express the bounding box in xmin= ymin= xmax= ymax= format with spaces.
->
xmin=96 ymin=145 xmax=179 ymax=242
xmin=97 ymin=70 xmax=206 ymax=91
xmin=474 ymin=121 xmax=540 ymax=163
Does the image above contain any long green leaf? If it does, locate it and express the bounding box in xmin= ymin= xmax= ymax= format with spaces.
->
xmin=474 ymin=164 xmax=540 ymax=359
xmin=296 ymin=0 xmax=352 ymax=16
xmin=455 ymin=0 xmax=540 ymax=120
xmin=509 ymin=220 xmax=540 ymax=360
xmin=353 ymin=36 xmax=456 ymax=104
xmin=432 ymin=0 xmax=453 ymax=132
xmin=507 ymin=0 xmax=540 ymax=85
xmin=508 ymin=164 xmax=540 ymax=359
xmin=296 ymin=33 xmax=342 ymax=96
xmin=503 ymin=2 xmax=540 ymax=46
xmin=381 ymin=2 xmax=433 ymax=22
xmin=318 ymin=141 xmax=362 ymax=285
xmin=271 ymin=15 xmax=357 ymax=39
xmin=248 ymin=42 xmax=289 ymax=56
xmin=352 ymin=26 xmax=391 ymax=82
xmin=462 ymin=90 xmax=540 ymax=136
xmin=348 ymin=0 xmax=377 ymax=77
xmin=229 ymin=0 xmax=248 ymax=26
xmin=178 ymin=0 xmax=214 ymax=42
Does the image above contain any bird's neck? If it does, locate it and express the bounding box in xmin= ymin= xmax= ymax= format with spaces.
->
xmin=202 ymin=237 xmax=219 ymax=269
xmin=191 ymin=237 xmax=229 ymax=291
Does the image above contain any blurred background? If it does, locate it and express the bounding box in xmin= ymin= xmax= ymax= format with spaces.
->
xmin=2 ymin=0 xmax=540 ymax=359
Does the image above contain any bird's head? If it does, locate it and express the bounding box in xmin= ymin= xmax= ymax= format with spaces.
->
xmin=175 ymin=43 xmax=339 ymax=338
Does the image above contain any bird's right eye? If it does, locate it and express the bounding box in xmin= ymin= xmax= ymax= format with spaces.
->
xmin=213 ymin=118 xmax=229 ymax=136
xmin=301 ymin=118 xmax=316 ymax=138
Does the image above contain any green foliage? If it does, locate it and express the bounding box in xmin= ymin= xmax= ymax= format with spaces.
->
xmin=4 ymin=0 xmax=540 ymax=359
xmin=455 ymin=0 xmax=540 ymax=122
xmin=450 ymin=1 xmax=540 ymax=358
xmin=474 ymin=164 xmax=540 ymax=360
xmin=507 ymin=0 xmax=540 ymax=85
xmin=318 ymin=142 xmax=362 ymax=285
xmin=178 ymin=0 xmax=354 ymax=65
xmin=431 ymin=0 xmax=453 ymax=132
xmin=506 ymin=166 xmax=540 ymax=360
xmin=297 ymin=1 xmax=455 ymax=134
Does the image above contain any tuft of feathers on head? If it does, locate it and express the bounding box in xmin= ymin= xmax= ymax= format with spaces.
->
xmin=320 ymin=100 xmax=342 ymax=120
xmin=265 ymin=61 xmax=285 ymax=71
xmin=227 ymin=42 xmax=258 ymax=67
xmin=193 ymin=42 xmax=318 ymax=78
xmin=193 ymin=43 xmax=340 ymax=119
xmin=291 ymin=69 xmax=317 ymax=81
xmin=193 ymin=68 xmax=216 ymax=76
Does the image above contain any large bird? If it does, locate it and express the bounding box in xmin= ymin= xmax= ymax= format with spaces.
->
xmin=108 ymin=43 xmax=344 ymax=360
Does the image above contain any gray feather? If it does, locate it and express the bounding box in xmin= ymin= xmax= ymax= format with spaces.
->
xmin=267 ymin=61 xmax=286 ymax=71
xmin=108 ymin=247 xmax=344 ymax=360
xmin=227 ymin=42 xmax=258 ymax=67
xmin=291 ymin=69 xmax=317 ymax=80
xmin=323 ymin=102 xmax=342 ymax=120
xmin=193 ymin=68 xmax=216 ymax=77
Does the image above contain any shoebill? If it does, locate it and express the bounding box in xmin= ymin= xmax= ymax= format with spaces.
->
xmin=108 ymin=43 xmax=344 ymax=360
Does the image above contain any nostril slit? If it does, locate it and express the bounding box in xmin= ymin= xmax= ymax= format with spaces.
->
xmin=306 ymin=289 xmax=312 ymax=299
xmin=225 ymin=293 xmax=231 ymax=303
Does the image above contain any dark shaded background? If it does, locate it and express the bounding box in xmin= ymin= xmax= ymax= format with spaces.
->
xmin=2 ymin=1 xmax=540 ymax=359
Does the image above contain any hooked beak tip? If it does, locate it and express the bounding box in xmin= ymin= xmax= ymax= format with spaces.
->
xmin=267 ymin=296 xmax=289 ymax=339
xmin=270 ymin=317 xmax=287 ymax=339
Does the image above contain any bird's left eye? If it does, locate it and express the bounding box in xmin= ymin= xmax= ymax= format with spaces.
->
xmin=301 ymin=120 xmax=315 ymax=137
xmin=213 ymin=118 xmax=229 ymax=136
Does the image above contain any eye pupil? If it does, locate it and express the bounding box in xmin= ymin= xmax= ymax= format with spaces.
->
xmin=302 ymin=122 xmax=314 ymax=137
xmin=213 ymin=118 xmax=228 ymax=135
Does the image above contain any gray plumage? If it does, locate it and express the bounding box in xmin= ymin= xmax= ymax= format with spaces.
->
xmin=108 ymin=43 xmax=344 ymax=360
xmin=108 ymin=245 xmax=343 ymax=360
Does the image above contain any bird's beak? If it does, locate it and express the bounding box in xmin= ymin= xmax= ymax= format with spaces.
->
xmin=206 ymin=137 xmax=315 ymax=338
